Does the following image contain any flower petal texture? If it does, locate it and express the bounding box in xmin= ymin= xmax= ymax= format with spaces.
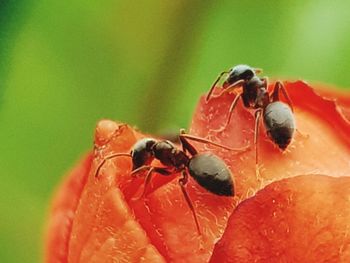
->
xmin=45 ymin=82 xmax=350 ymax=262
xmin=210 ymin=174 xmax=350 ymax=263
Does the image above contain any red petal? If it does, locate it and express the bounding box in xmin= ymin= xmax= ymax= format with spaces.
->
xmin=45 ymin=82 xmax=350 ymax=262
xmin=67 ymin=121 xmax=165 ymax=262
xmin=190 ymin=81 xmax=350 ymax=200
xmin=210 ymin=174 xmax=350 ymax=262
xmin=45 ymin=153 xmax=92 ymax=263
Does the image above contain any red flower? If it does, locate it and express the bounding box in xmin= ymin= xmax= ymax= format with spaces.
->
xmin=45 ymin=81 xmax=350 ymax=262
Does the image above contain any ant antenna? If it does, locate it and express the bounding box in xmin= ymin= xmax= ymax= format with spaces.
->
xmin=95 ymin=153 xmax=131 ymax=178
xmin=179 ymin=129 xmax=249 ymax=153
xmin=129 ymin=166 xmax=154 ymax=200
xmin=206 ymin=71 xmax=230 ymax=102
xmin=131 ymin=166 xmax=172 ymax=200
xmin=210 ymin=79 xmax=244 ymax=100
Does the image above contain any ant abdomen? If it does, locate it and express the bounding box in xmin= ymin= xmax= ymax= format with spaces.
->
xmin=188 ymin=153 xmax=234 ymax=196
xmin=263 ymin=101 xmax=295 ymax=150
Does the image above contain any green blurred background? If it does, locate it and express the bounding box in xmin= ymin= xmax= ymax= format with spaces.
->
xmin=1 ymin=0 xmax=350 ymax=262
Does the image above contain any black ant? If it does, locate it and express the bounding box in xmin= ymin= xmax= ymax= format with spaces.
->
xmin=206 ymin=64 xmax=296 ymax=177
xmin=94 ymin=129 xmax=250 ymax=234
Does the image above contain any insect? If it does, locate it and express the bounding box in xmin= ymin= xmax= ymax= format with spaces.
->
xmin=206 ymin=64 xmax=295 ymax=177
xmin=95 ymin=129 xmax=249 ymax=234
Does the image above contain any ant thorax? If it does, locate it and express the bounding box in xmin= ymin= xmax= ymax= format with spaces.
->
xmin=255 ymin=87 xmax=270 ymax=109
xmin=241 ymin=76 xmax=267 ymax=109
xmin=152 ymin=140 xmax=189 ymax=169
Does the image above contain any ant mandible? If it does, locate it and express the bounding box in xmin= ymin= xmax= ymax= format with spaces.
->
xmin=206 ymin=64 xmax=296 ymax=178
xmin=94 ymin=129 xmax=249 ymax=234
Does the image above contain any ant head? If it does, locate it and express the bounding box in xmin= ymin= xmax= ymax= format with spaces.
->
xmin=131 ymin=138 xmax=157 ymax=170
xmin=224 ymin=64 xmax=256 ymax=87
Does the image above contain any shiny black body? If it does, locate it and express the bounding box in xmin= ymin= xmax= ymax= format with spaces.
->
xmin=94 ymin=131 xmax=241 ymax=234
xmin=131 ymin=138 xmax=156 ymax=170
xmin=207 ymin=64 xmax=295 ymax=150
xmin=224 ymin=64 xmax=255 ymax=85
xmin=263 ymin=102 xmax=295 ymax=150
xmin=188 ymin=153 xmax=233 ymax=196
xmin=131 ymin=138 xmax=234 ymax=196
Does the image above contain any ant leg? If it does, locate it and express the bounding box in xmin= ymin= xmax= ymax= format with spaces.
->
xmin=95 ymin=153 xmax=131 ymax=178
xmin=179 ymin=129 xmax=197 ymax=156
xmin=139 ymin=166 xmax=155 ymax=198
xmin=254 ymin=109 xmax=263 ymax=181
xmin=206 ymin=71 xmax=229 ymax=103
xmin=214 ymin=92 xmax=242 ymax=133
xmin=211 ymin=79 xmax=245 ymax=99
xmin=272 ymin=81 xmax=294 ymax=112
xmin=179 ymin=171 xmax=201 ymax=235
xmin=179 ymin=129 xmax=250 ymax=154
xmin=131 ymin=165 xmax=153 ymax=177
xmin=272 ymin=82 xmax=307 ymax=137
xmin=136 ymin=167 xmax=172 ymax=199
